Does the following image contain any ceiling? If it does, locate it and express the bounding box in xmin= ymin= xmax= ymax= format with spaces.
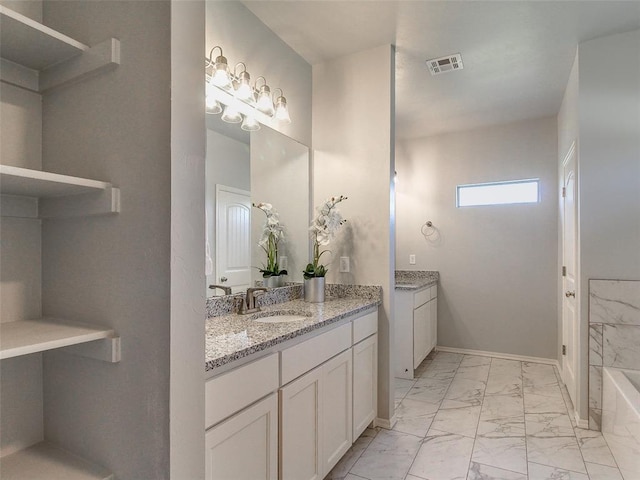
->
xmin=242 ymin=1 xmax=640 ymax=139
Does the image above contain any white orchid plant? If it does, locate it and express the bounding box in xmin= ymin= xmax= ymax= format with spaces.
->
xmin=304 ymin=195 xmax=348 ymax=279
xmin=253 ymin=202 xmax=287 ymax=278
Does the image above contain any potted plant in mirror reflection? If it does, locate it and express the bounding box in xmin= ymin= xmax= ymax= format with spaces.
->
xmin=253 ymin=202 xmax=287 ymax=288
xmin=304 ymin=195 xmax=348 ymax=303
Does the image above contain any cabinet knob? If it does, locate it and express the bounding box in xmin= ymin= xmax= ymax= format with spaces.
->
xmin=220 ymin=277 xmax=228 ymax=283
xmin=565 ymin=291 xmax=575 ymax=298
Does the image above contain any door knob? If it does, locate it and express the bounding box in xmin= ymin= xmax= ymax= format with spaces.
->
xmin=220 ymin=277 xmax=228 ymax=283
xmin=565 ymin=291 xmax=575 ymax=298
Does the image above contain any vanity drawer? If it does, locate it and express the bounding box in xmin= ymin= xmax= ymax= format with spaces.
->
xmin=281 ymin=323 xmax=351 ymax=385
xmin=353 ymin=310 xmax=378 ymax=344
xmin=413 ymin=288 xmax=431 ymax=309
xmin=206 ymin=353 xmax=279 ymax=429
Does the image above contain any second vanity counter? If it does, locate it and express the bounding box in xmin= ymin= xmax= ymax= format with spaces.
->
xmin=205 ymin=291 xmax=381 ymax=374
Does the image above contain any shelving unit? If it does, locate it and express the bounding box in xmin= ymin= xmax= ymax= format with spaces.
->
xmin=0 ymin=318 xmax=118 ymax=361
xmin=1 ymin=5 xmax=121 ymax=478
xmin=1 ymin=442 xmax=113 ymax=480
xmin=0 ymin=5 xmax=120 ymax=93
xmin=0 ymin=165 xmax=121 ymax=218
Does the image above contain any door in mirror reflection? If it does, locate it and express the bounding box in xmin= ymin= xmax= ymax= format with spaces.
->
xmin=216 ymin=185 xmax=251 ymax=294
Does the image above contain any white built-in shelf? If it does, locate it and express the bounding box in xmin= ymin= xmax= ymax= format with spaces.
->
xmin=0 ymin=164 xmax=111 ymax=197
xmin=0 ymin=165 xmax=121 ymax=218
xmin=0 ymin=318 xmax=115 ymax=360
xmin=0 ymin=6 xmax=88 ymax=70
xmin=1 ymin=442 xmax=113 ymax=480
xmin=0 ymin=6 xmax=120 ymax=93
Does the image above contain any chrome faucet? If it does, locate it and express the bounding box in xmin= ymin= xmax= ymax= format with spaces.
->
xmin=209 ymin=284 xmax=232 ymax=295
xmin=241 ymin=287 xmax=267 ymax=314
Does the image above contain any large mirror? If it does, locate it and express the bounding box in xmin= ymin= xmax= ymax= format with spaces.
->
xmin=205 ymin=114 xmax=310 ymax=296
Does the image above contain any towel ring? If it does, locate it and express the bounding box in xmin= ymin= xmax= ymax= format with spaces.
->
xmin=421 ymin=221 xmax=435 ymax=237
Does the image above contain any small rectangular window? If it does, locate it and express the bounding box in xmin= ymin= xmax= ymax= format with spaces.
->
xmin=457 ymin=179 xmax=539 ymax=207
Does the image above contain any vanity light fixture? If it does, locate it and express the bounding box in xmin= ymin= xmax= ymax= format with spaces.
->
xmin=205 ymin=45 xmax=291 ymax=127
xmin=241 ymin=113 xmax=260 ymax=131
xmin=273 ymin=88 xmax=291 ymax=124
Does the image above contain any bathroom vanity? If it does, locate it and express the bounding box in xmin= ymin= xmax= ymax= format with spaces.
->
xmin=204 ymin=286 xmax=380 ymax=480
xmin=394 ymin=271 xmax=439 ymax=379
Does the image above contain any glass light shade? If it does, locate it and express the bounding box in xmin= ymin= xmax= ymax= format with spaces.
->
xmin=234 ymin=71 xmax=255 ymax=103
xmin=256 ymin=86 xmax=275 ymax=116
xmin=205 ymin=83 xmax=223 ymax=114
xmin=274 ymin=96 xmax=291 ymax=124
xmin=211 ymin=55 xmax=231 ymax=88
xmin=241 ymin=114 xmax=260 ymax=131
xmin=221 ymin=104 xmax=242 ymax=123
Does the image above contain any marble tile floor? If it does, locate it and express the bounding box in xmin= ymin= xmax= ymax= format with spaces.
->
xmin=326 ymin=351 xmax=627 ymax=480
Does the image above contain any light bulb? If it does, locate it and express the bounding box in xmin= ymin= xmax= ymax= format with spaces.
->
xmin=206 ymin=83 xmax=222 ymax=114
xmin=234 ymin=71 xmax=255 ymax=103
xmin=211 ymin=55 xmax=231 ymax=88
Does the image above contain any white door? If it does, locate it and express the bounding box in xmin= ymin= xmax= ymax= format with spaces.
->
xmin=322 ymin=349 xmax=353 ymax=475
xmin=205 ymin=394 xmax=278 ymax=480
xmin=216 ymin=185 xmax=251 ymax=293
xmin=430 ymin=296 xmax=438 ymax=352
xmin=561 ymin=142 xmax=578 ymax=407
xmin=353 ymin=334 xmax=377 ymax=439
xmin=280 ymin=367 xmax=323 ymax=480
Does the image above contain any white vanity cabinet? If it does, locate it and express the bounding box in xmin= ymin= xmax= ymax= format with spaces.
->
xmin=205 ymin=354 xmax=279 ymax=480
xmin=205 ymin=308 xmax=378 ymax=480
xmin=395 ymin=284 xmax=438 ymax=379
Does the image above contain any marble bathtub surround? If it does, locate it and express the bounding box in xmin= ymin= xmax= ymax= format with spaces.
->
xmin=205 ymin=292 xmax=381 ymax=371
xmin=395 ymin=270 xmax=439 ymax=290
xmin=588 ymin=279 xmax=640 ymax=430
xmin=325 ymin=351 xmax=624 ymax=480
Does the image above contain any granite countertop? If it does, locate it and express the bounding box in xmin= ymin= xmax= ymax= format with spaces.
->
xmin=205 ymin=295 xmax=380 ymax=372
xmin=395 ymin=270 xmax=439 ymax=291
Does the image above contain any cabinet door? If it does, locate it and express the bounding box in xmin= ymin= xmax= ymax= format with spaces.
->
xmin=205 ymin=393 xmax=278 ymax=480
xmin=353 ymin=334 xmax=377 ymax=439
xmin=322 ymin=349 xmax=353 ymax=475
xmin=430 ymin=297 xmax=438 ymax=351
xmin=413 ymin=301 xmax=430 ymax=368
xmin=280 ymin=367 xmax=323 ymax=480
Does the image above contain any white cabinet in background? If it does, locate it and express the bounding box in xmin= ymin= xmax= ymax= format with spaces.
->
xmin=395 ymin=284 xmax=438 ymax=379
xmin=205 ymin=394 xmax=278 ymax=480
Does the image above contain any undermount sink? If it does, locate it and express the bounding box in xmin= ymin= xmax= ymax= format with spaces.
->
xmin=252 ymin=310 xmax=312 ymax=324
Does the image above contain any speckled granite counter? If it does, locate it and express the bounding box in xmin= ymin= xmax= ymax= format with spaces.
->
xmin=206 ymin=288 xmax=381 ymax=373
xmin=395 ymin=270 xmax=439 ymax=290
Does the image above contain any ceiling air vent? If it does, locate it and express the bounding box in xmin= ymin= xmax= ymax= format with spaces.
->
xmin=426 ymin=53 xmax=463 ymax=76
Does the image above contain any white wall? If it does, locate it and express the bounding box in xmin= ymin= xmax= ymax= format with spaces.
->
xmin=39 ymin=2 xmax=172 ymax=478
xmin=396 ymin=117 xmax=559 ymax=360
xmin=574 ymin=28 xmax=640 ymax=421
xmin=251 ymin=128 xmax=309 ymax=284
xmin=205 ymin=1 xmax=312 ymax=147
xmin=170 ymin=1 xmax=206 ymax=478
xmin=313 ymin=45 xmax=396 ymax=424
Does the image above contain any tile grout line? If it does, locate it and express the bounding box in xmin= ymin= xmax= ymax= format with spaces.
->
xmin=523 ymin=360 xmax=531 ymax=480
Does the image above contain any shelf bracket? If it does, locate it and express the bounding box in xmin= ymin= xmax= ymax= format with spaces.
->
xmin=39 ymin=186 xmax=120 ymax=218
xmin=59 ymin=336 xmax=121 ymax=363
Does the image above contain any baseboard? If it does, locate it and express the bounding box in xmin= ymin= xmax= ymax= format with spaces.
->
xmin=574 ymin=411 xmax=589 ymax=429
xmin=435 ymin=345 xmax=558 ymax=366
xmin=375 ymin=414 xmax=397 ymax=430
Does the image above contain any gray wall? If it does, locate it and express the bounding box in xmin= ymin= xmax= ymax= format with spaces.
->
xmin=206 ymin=1 xmax=312 ymax=147
xmin=40 ymin=2 xmax=172 ymax=478
xmin=313 ymin=45 xmax=396 ymax=424
xmin=574 ymin=28 xmax=640 ymax=422
xmin=396 ymin=116 xmax=559 ymax=360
